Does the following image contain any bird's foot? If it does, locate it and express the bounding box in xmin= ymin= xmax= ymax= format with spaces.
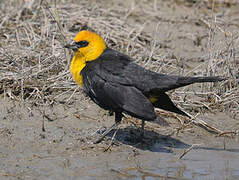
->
xmin=93 ymin=122 xmax=120 ymax=144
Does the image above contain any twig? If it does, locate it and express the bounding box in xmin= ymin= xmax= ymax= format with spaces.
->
xmin=110 ymin=169 xmax=136 ymax=178
xmin=137 ymin=168 xmax=189 ymax=180
xmin=179 ymin=144 xmax=201 ymax=160
xmin=216 ymin=131 xmax=238 ymax=137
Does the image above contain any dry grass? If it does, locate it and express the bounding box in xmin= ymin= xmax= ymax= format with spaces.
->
xmin=0 ymin=0 xmax=238 ymax=118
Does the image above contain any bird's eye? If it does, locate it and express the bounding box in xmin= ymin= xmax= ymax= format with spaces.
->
xmin=75 ymin=40 xmax=89 ymax=48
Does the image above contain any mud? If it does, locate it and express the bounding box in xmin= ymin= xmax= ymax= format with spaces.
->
xmin=0 ymin=0 xmax=239 ymax=180
xmin=1 ymin=93 xmax=239 ymax=179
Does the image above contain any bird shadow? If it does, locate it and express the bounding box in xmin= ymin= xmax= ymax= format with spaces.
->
xmin=104 ymin=126 xmax=190 ymax=153
xmin=102 ymin=127 xmax=239 ymax=153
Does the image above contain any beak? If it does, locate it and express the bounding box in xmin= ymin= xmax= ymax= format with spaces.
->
xmin=64 ymin=41 xmax=78 ymax=51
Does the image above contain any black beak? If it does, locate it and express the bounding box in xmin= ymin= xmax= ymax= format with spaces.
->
xmin=64 ymin=41 xmax=78 ymax=51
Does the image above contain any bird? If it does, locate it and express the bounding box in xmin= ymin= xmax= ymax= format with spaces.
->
xmin=65 ymin=30 xmax=225 ymax=144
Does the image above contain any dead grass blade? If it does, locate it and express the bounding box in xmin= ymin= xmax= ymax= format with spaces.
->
xmin=179 ymin=144 xmax=202 ymax=160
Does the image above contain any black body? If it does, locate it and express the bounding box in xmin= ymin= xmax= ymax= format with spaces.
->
xmin=81 ymin=48 xmax=224 ymax=123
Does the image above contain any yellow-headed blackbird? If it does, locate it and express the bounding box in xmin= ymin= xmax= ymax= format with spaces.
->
xmin=65 ymin=30 xmax=225 ymax=143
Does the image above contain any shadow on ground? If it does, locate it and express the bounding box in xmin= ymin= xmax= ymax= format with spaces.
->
xmin=99 ymin=126 xmax=191 ymax=152
xmin=99 ymin=125 xmax=239 ymax=153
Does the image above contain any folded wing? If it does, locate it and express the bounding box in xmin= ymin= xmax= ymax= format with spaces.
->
xmin=81 ymin=63 xmax=156 ymax=121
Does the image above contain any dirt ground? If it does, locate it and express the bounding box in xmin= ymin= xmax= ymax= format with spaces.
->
xmin=0 ymin=0 xmax=239 ymax=179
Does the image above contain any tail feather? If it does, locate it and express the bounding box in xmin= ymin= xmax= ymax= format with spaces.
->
xmin=149 ymin=76 xmax=226 ymax=118
xmin=152 ymin=93 xmax=190 ymax=117
xmin=163 ymin=76 xmax=226 ymax=92
xmin=179 ymin=76 xmax=226 ymax=84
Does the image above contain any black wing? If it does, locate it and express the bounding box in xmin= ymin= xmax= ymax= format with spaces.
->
xmin=81 ymin=59 xmax=156 ymax=121
xmin=96 ymin=48 xmax=225 ymax=94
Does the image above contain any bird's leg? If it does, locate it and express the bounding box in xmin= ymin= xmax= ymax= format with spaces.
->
xmin=140 ymin=120 xmax=145 ymax=140
xmin=108 ymin=110 xmax=114 ymax=116
xmin=93 ymin=112 xmax=122 ymax=144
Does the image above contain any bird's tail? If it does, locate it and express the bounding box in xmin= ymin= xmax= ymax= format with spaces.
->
xmin=179 ymin=76 xmax=226 ymax=84
xmin=165 ymin=76 xmax=226 ymax=91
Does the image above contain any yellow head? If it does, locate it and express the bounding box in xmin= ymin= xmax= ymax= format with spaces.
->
xmin=65 ymin=30 xmax=107 ymax=61
xmin=65 ymin=30 xmax=107 ymax=87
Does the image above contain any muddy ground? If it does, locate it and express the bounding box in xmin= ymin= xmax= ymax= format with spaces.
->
xmin=0 ymin=0 xmax=239 ymax=179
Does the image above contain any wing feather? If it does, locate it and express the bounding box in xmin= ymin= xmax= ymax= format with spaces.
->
xmin=81 ymin=62 xmax=156 ymax=121
xmin=97 ymin=48 xmax=224 ymax=94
